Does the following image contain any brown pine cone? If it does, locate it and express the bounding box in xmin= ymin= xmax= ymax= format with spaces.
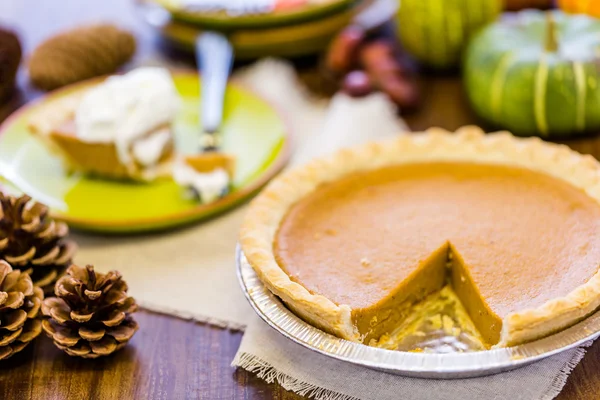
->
xmin=0 ymin=27 xmax=22 ymax=103
xmin=0 ymin=193 xmax=77 ymax=294
xmin=41 ymin=265 xmax=138 ymax=358
xmin=28 ymin=24 xmax=136 ymax=91
xmin=0 ymin=261 xmax=44 ymax=360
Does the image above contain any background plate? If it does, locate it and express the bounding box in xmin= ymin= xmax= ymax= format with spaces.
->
xmin=0 ymin=72 xmax=289 ymax=233
xmin=142 ymin=4 xmax=359 ymax=59
xmin=236 ymin=245 xmax=600 ymax=379
xmin=148 ymin=0 xmax=356 ymax=29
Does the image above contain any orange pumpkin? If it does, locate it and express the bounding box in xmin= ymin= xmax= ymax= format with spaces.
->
xmin=559 ymin=0 xmax=600 ymax=17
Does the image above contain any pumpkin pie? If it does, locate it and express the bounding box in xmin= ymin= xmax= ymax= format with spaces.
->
xmin=240 ymin=127 xmax=600 ymax=348
xmin=28 ymin=68 xmax=179 ymax=181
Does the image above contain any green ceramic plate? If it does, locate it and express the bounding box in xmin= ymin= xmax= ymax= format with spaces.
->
xmin=0 ymin=72 xmax=289 ymax=233
xmin=153 ymin=3 xmax=357 ymax=59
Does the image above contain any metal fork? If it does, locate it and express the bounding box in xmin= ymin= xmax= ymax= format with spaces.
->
xmin=194 ymin=1 xmax=275 ymax=150
xmin=195 ymin=32 xmax=233 ymax=152
xmin=194 ymin=0 xmax=276 ymax=152
xmin=186 ymin=32 xmax=236 ymax=201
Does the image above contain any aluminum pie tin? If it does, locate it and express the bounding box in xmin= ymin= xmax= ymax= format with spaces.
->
xmin=236 ymin=245 xmax=600 ymax=379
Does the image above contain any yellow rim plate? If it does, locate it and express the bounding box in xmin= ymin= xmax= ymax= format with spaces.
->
xmin=0 ymin=71 xmax=290 ymax=233
xmin=155 ymin=3 xmax=357 ymax=58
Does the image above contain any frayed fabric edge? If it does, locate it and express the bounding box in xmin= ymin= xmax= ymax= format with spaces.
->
xmin=541 ymin=342 xmax=593 ymax=400
xmin=232 ymin=352 xmax=360 ymax=400
xmin=232 ymin=344 xmax=593 ymax=400
xmin=136 ymin=297 xmax=592 ymax=400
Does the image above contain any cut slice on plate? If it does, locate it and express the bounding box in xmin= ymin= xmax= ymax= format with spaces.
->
xmin=0 ymin=71 xmax=288 ymax=233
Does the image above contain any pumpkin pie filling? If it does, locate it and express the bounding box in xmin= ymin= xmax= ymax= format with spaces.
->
xmin=273 ymin=162 xmax=600 ymax=348
xmin=46 ymin=120 xmax=175 ymax=179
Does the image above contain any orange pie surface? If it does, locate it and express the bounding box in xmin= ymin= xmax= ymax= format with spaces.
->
xmin=274 ymin=162 xmax=600 ymax=346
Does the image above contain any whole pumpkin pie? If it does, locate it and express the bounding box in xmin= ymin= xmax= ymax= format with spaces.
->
xmin=240 ymin=127 xmax=600 ymax=349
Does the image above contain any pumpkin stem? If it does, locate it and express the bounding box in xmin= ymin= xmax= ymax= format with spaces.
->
xmin=545 ymin=12 xmax=559 ymax=53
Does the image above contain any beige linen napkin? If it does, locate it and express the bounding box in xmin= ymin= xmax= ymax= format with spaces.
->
xmin=234 ymin=323 xmax=591 ymax=400
xmin=73 ymin=59 xmax=590 ymax=400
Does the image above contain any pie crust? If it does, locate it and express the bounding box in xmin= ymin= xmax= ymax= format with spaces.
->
xmin=239 ymin=126 xmax=600 ymax=348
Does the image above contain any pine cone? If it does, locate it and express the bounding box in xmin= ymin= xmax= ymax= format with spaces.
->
xmin=0 ymin=261 xmax=44 ymax=360
xmin=28 ymin=24 xmax=136 ymax=91
xmin=0 ymin=193 xmax=77 ymax=294
xmin=41 ymin=265 xmax=138 ymax=358
xmin=0 ymin=27 xmax=21 ymax=103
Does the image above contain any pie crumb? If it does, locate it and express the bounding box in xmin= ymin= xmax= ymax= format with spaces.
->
xmin=430 ymin=314 xmax=443 ymax=330
xmin=360 ymin=258 xmax=371 ymax=267
xmin=442 ymin=315 xmax=454 ymax=334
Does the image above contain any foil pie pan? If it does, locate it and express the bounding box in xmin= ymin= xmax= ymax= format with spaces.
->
xmin=236 ymin=245 xmax=600 ymax=379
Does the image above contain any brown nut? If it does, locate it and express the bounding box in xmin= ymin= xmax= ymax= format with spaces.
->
xmin=359 ymin=40 xmax=421 ymax=111
xmin=325 ymin=25 xmax=366 ymax=74
xmin=378 ymin=77 xmax=420 ymax=110
xmin=359 ymin=39 xmax=403 ymax=78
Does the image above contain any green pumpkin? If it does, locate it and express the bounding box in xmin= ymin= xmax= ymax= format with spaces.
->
xmin=464 ymin=10 xmax=600 ymax=138
xmin=397 ymin=0 xmax=502 ymax=69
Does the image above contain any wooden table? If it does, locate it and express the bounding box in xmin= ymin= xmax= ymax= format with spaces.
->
xmin=2 ymin=1 xmax=600 ymax=399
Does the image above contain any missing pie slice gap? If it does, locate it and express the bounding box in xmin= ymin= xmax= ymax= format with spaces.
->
xmin=354 ymin=243 xmax=509 ymax=351
xmin=275 ymin=239 xmax=503 ymax=352
xmin=373 ymin=285 xmax=487 ymax=353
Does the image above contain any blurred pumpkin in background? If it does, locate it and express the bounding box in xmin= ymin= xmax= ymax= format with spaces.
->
xmin=559 ymin=0 xmax=600 ymax=17
xmin=396 ymin=0 xmax=502 ymax=69
xmin=464 ymin=10 xmax=600 ymax=138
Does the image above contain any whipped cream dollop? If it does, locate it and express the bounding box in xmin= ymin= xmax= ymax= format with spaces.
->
xmin=173 ymin=163 xmax=230 ymax=204
xmin=132 ymin=128 xmax=172 ymax=167
xmin=74 ymin=67 xmax=180 ymax=166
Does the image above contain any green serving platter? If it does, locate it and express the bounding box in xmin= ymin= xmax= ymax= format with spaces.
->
xmin=154 ymin=3 xmax=358 ymax=59
xmin=0 ymin=71 xmax=290 ymax=234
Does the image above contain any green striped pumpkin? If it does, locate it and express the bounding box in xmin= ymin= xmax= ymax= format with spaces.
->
xmin=464 ymin=10 xmax=600 ymax=138
xmin=397 ymin=0 xmax=502 ymax=69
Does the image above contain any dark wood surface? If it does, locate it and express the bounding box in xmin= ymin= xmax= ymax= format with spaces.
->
xmin=2 ymin=1 xmax=600 ymax=399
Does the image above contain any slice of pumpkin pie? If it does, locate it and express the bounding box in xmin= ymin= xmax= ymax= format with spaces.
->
xmin=28 ymin=67 xmax=179 ymax=181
